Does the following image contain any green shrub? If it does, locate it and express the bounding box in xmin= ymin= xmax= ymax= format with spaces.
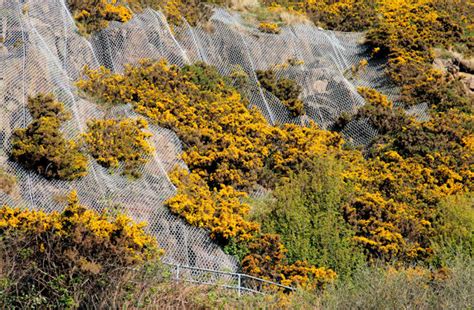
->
xmin=181 ymin=61 xmax=227 ymax=92
xmin=253 ymin=156 xmax=366 ymax=279
xmin=227 ymin=65 xmax=252 ymax=97
xmin=430 ymin=193 xmax=474 ymax=265
xmin=10 ymin=94 xmax=88 ymax=180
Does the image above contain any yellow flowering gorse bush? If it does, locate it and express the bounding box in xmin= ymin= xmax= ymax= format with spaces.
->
xmin=10 ymin=94 xmax=88 ymax=180
xmin=68 ymin=0 xmax=228 ymax=33
xmin=258 ymin=22 xmax=281 ymax=34
xmin=0 ymin=191 xmax=161 ymax=307
xmin=83 ymin=118 xmax=154 ymax=178
xmin=298 ymin=0 xmax=378 ymax=31
xmin=166 ymin=168 xmax=260 ymax=242
xmin=68 ymin=0 xmax=133 ymax=34
xmin=0 ymin=191 xmax=159 ymax=262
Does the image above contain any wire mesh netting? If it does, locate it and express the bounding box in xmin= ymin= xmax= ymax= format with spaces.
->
xmin=0 ymin=0 xmax=429 ymax=274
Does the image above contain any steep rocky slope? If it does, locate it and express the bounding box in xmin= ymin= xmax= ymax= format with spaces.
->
xmin=0 ymin=0 xmax=401 ymax=271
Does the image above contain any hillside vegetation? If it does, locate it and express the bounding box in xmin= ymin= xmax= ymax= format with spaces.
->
xmin=1 ymin=0 xmax=473 ymax=308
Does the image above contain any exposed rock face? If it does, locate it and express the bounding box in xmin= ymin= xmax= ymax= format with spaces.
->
xmin=433 ymin=57 xmax=457 ymax=74
xmin=313 ymin=80 xmax=328 ymax=93
xmin=458 ymin=72 xmax=474 ymax=94
xmin=456 ymin=56 xmax=474 ymax=94
xmin=459 ymin=58 xmax=474 ymax=74
xmin=434 ymin=48 xmax=474 ymax=95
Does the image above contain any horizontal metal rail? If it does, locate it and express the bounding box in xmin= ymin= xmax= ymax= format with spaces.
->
xmin=163 ymin=262 xmax=296 ymax=296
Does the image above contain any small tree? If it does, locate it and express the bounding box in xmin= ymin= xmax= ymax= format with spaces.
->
xmin=255 ymin=156 xmax=366 ymax=278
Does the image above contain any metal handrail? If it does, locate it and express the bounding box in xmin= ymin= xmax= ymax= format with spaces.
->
xmin=163 ymin=262 xmax=296 ymax=296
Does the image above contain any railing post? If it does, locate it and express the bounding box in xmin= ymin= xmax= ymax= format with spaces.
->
xmin=162 ymin=262 xmax=295 ymax=295
xmin=238 ymin=274 xmax=241 ymax=297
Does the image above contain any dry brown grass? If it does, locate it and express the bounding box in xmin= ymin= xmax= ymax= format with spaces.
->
xmin=229 ymin=0 xmax=260 ymax=11
xmin=0 ymin=167 xmax=18 ymax=197
xmin=239 ymin=4 xmax=309 ymax=29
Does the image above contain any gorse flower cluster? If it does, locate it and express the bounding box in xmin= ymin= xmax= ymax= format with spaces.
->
xmin=0 ymin=191 xmax=158 ymax=264
xmin=166 ymin=168 xmax=260 ymax=242
xmin=67 ymin=0 xmax=227 ymax=34
xmin=273 ymin=0 xmax=472 ymax=111
xmin=10 ymin=94 xmax=154 ymax=181
xmin=364 ymin=1 xmax=471 ymax=112
xmin=256 ymin=69 xmax=305 ymax=117
xmin=0 ymin=191 xmax=161 ymax=308
xmin=353 ymin=87 xmax=409 ymax=136
xmin=258 ymin=22 xmax=281 ymax=34
xmin=271 ymin=0 xmax=471 ymax=41
xmin=79 ymin=60 xmax=268 ymax=190
xmin=83 ymin=118 xmax=154 ymax=178
xmin=295 ymin=0 xmax=378 ymax=31
xmin=10 ymin=94 xmax=88 ymax=180
xmin=335 ymin=88 xmax=473 ymax=261
xmin=67 ymin=0 xmax=133 ymax=34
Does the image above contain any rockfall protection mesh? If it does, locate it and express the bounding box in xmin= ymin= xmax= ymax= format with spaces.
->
xmin=0 ymin=0 xmax=430 ymax=272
